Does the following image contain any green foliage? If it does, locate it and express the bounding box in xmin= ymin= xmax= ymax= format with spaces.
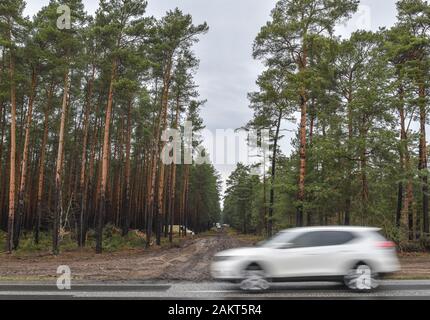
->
xmin=0 ymin=231 xmax=77 ymax=254
xmin=0 ymin=0 xmax=215 ymax=254
xmin=223 ymin=0 xmax=430 ymax=249
xmin=85 ymin=225 xmax=147 ymax=252
xmin=99 ymin=224 xmax=146 ymax=252
xmin=399 ymin=241 xmax=425 ymax=253
xmin=0 ymin=227 xmax=147 ymax=254
xmin=223 ymin=164 xmax=264 ymax=234
xmin=421 ymin=236 xmax=430 ymax=251
xmin=188 ymin=162 xmax=222 ymax=232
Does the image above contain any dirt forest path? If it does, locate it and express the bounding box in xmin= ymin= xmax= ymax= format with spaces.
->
xmin=0 ymin=232 xmax=429 ymax=282
xmin=0 ymin=232 xmax=252 ymax=282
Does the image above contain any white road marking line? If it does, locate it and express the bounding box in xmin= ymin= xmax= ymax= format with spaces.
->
xmin=186 ymin=290 xmax=234 ymax=293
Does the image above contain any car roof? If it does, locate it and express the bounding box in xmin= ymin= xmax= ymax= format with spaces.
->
xmin=280 ymin=226 xmax=381 ymax=233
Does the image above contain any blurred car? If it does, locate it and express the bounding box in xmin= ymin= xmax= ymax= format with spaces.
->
xmin=211 ymin=226 xmax=400 ymax=291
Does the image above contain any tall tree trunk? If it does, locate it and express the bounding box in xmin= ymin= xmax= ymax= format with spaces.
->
xmin=268 ymin=111 xmax=282 ymax=237
xmin=180 ymin=164 xmax=190 ymax=237
xmin=156 ymin=58 xmax=173 ymax=245
xmin=6 ymin=33 xmax=17 ymax=253
xmin=0 ymin=51 xmax=3 ymax=206
xmin=398 ymin=82 xmax=411 ymax=237
xmin=78 ymin=65 xmax=95 ymax=246
xmin=52 ymin=70 xmax=70 ymax=255
xmin=145 ymin=145 xmax=155 ymax=246
xmin=168 ymin=162 xmax=177 ymax=243
xmin=309 ymin=97 xmax=315 ymax=146
xmin=146 ymin=79 xmax=162 ymax=247
xmin=419 ymin=83 xmax=428 ymax=237
xmin=142 ymin=148 xmax=150 ymax=231
xmin=344 ymin=85 xmax=353 ymax=225
xmin=168 ymin=98 xmax=180 ymax=243
xmin=360 ymin=124 xmax=369 ymax=226
xmin=296 ymin=45 xmax=308 ymax=227
xmin=35 ymin=84 xmax=53 ymax=244
xmin=396 ymin=181 xmax=403 ymax=226
xmin=0 ymin=100 xmax=5 ymax=229
xmin=164 ymin=165 xmax=171 ymax=237
xmin=14 ymin=67 xmax=37 ymax=249
xmin=260 ymin=153 xmax=268 ymax=236
xmin=146 ymin=146 xmax=157 ymax=246
xmin=111 ymin=117 xmax=123 ymax=226
xmin=85 ymin=101 xmax=101 ymax=240
xmin=97 ymin=60 xmax=117 ymax=254
xmin=122 ymin=99 xmax=132 ymax=236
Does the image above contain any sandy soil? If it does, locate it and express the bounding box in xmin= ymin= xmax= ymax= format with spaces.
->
xmin=393 ymin=253 xmax=430 ymax=279
xmin=0 ymin=233 xmax=251 ymax=282
xmin=0 ymin=233 xmax=428 ymax=281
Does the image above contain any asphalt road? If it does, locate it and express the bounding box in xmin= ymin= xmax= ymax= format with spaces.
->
xmin=1 ymin=280 xmax=430 ymax=299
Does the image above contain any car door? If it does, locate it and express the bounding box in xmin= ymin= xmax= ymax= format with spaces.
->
xmin=269 ymin=231 xmax=323 ymax=278
xmin=270 ymin=231 xmax=356 ymax=278
xmin=313 ymin=231 xmax=357 ymax=275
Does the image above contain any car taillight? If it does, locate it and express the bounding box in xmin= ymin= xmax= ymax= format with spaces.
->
xmin=376 ymin=241 xmax=396 ymax=249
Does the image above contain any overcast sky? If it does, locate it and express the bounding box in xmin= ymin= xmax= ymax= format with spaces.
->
xmin=24 ymin=0 xmax=400 ymax=198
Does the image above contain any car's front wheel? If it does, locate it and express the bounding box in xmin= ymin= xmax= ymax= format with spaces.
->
xmin=239 ymin=264 xmax=270 ymax=292
xmin=344 ymin=263 xmax=380 ymax=291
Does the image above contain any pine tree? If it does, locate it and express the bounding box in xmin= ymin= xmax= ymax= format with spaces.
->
xmin=396 ymin=0 xmax=430 ymax=237
xmin=253 ymin=0 xmax=359 ymax=226
xmin=93 ymin=0 xmax=149 ymax=253
xmin=148 ymin=8 xmax=208 ymax=245
xmin=0 ymin=0 xmax=27 ymax=253
xmin=246 ymin=68 xmax=294 ymax=236
xmin=31 ymin=0 xmax=88 ymax=254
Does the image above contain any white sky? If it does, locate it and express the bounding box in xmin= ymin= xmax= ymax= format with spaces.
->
xmin=24 ymin=0 xmax=401 ymax=200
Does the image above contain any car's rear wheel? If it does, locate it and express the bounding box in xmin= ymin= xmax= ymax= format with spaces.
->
xmin=344 ymin=263 xmax=379 ymax=291
xmin=239 ymin=264 xmax=270 ymax=291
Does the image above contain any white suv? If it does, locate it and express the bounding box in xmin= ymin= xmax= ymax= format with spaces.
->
xmin=211 ymin=226 xmax=400 ymax=291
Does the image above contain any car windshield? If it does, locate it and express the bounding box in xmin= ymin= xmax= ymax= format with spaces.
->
xmin=260 ymin=231 xmax=296 ymax=248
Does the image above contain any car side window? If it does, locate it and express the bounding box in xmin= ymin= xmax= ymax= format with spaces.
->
xmin=321 ymin=231 xmax=355 ymax=246
xmin=290 ymin=232 xmax=321 ymax=248
xmin=291 ymin=231 xmax=355 ymax=248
